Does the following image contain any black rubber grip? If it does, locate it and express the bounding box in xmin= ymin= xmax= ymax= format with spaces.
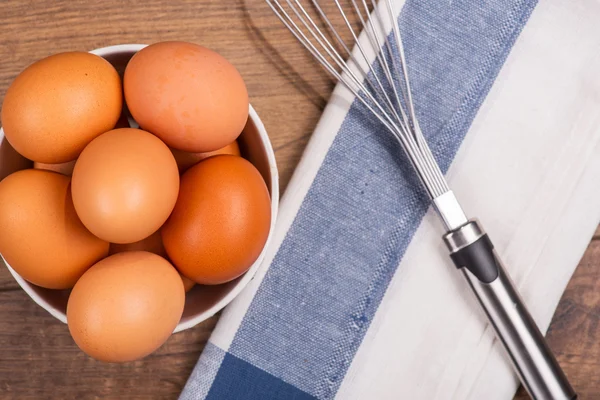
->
xmin=449 ymin=234 xmax=499 ymax=283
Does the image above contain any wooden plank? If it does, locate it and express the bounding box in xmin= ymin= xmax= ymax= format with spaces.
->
xmin=0 ymin=288 xmax=216 ymax=399
xmin=514 ymin=241 xmax=600 ymax=399
xmin=0 ymin=0 xmax=598 ymax=398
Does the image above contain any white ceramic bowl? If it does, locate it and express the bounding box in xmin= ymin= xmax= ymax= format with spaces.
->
xmin=0 ymin=44 xmax=279 ymax=333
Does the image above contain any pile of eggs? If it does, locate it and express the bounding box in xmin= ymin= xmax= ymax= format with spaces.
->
xmin=0 ymin=41 xmax=272 ymax=362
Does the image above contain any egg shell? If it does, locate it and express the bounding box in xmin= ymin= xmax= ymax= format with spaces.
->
xmin=34 ymin=160 xmax=77 ymax=176
xmin=1 ymin=52 xmax=122 ymax=163
xmin=162 ymin=155 xmax=271 ymax=285
xmin=124 ymin=41 xmax=248 ymax=153
xmin=71 ymin=128 xmax=179 ymax=244
xmin=67 ymin=251 xmax=185 ymax=362
xmin=0 ymin=139 xmax=33 ymax=182
xmin=0 ymin=169 xmax=109 ymax=289
xmin=114 ymin=111 xmax=131 ymax=129
xmin=109 ymin=230 xmax=167 ymax=257
xmin=180 ymin=275 xmax=196 ymax=293
xmin=171 ymin=140 xmax=241 ymax=174
xmin=109 ymin=230 xmax=195 ymax=293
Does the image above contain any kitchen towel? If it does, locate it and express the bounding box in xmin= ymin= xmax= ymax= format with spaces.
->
xmin=181 ymin=0 xmax=600 ymax=399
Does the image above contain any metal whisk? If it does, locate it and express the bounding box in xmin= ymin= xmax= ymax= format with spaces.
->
xmin=266 ymin=1 xmax=577 ymax=399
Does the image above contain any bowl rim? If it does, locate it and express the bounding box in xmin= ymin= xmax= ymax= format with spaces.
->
xmin=1 ymin=43 xmax=280 ymax=333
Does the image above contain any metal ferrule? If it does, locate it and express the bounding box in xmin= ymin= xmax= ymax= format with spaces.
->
xmin=443 ymin=218 xmax=484 ymax=252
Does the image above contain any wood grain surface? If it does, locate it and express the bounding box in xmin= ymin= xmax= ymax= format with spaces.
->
xmin=0 ymin=1 xmax=597 ymax=399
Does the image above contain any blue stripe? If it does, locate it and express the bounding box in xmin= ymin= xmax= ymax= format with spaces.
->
xmin=206 ymin=353 xmax=316 ymax=400
xmin=209 ymin=0 xmax=537 ymax=398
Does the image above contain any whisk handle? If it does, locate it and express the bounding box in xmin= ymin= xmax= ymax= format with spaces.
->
xmin=444 ymin=220 xmax=577 ymax=400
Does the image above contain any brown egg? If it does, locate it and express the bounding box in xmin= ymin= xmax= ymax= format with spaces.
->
xmin=0 ymin=138 xmax=33 ymax=181
xmin=1 ymin=52 xmax=122 ymax=163
xmin=71 ymin=128 xmax=179 ymax=244
xmin=162 ymin=155 xmax=271 ymax=285
xmin=109 ymin=230 xmax=195 ymax=292
xmin=124 ymin=41 xmax=248 ymax=153
xmin=0 ymin=169 xmax=108 ymax=289
xmin=171 ymin=141 xmax=241 ymax=174
xmin=109 ymin=230 xmax=167 ymax=257
xmin=34 ymin=160 xmax=76 ymax=176
xmin=67 ymin=251 xmax=185 ymax=362
xmin=114 ymin=111 xmax=131 ymax=129
xmin=180 ymin=274 xmax=196 ymax=293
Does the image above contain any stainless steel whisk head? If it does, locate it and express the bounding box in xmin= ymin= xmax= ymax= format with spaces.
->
xmin=266 ymin=0 xmax=448 ymax=200
xmin=266 ymin=0 xmax=471 ymax=231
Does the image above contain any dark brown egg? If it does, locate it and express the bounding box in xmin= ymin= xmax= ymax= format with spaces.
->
xmin=162 ymin=155 xmax=271 ymax=285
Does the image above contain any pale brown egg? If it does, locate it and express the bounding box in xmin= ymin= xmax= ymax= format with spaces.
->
xmin=171 ymin=140 xmax=241 ymax=174
xmin=113 ymin=111 xmax=131 ymax=129
xmin=0 ymin=139 xmax=33 ymax=181
xmin=34 ymin=160 xmax=76 ymax=176
xmin=0 ymin=169 xmax=108 ymax=289
xmin=108 ymin=230 xmax=167 ymax=257
xmin=180 ymin=274 xmax=196 ymax=293
xmin=124 ymin=41 xmax=248 ymax=153
xmin=1 ymin=52 xmax=122 ymax=163
xmin=71 ymin=128 xmax=179 ymax=244
xmin=162 ymin=155 xmax=271 ymax=285
xmin=109 ymin=230 xmax=195 ymax=292
xmin=67 ymin=251 xmax=185 ymax=362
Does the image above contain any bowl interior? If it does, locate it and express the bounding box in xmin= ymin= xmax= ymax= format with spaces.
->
xmin=0 ymin=44 xmax=279 ymax=332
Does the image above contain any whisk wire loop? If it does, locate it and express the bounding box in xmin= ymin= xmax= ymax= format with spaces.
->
xmin=266 ymin=0 xmax=449 ymax=199
xmin=272 ymin=1 xmax=406 ymax=140
xmin=346 ymin=0 xmax=404 ymax=125
xmin=312 ymin=3 xmax=403 ymax=129
xmin=348 ymin=0 xmax=448 ymax=197
xmin=329 ymin=0 xmax=405 ymax=127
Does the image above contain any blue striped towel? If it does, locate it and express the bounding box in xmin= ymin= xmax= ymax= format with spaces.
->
xmin=181 ymin=0 xmax=600 ymax=398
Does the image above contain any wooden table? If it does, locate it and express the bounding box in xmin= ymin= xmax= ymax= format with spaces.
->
xmin=0 ymin=1 xmax=598 ymax=399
